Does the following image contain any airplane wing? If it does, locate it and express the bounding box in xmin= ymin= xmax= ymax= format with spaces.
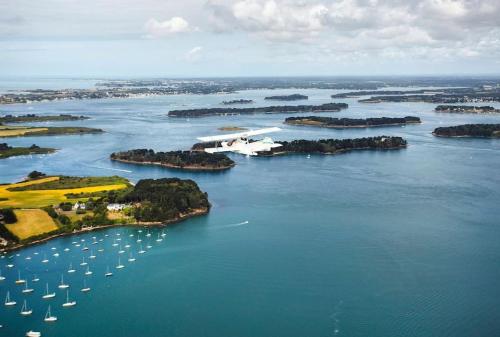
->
xmin=197 ymin=127 xmax=281 ymax=142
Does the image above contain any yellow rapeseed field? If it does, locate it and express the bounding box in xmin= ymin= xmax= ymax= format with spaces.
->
xmin=5 ymin=209 xmax=58 ymax=240
xmin=0 ymin=176 xmax=128 ymax=208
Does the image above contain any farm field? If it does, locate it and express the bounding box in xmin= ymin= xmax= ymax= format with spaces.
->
xmin=5 ymin=209 xmax=58 ymax=240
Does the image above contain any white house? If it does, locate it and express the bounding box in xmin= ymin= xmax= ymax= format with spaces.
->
xmin=72 ymin=201 xmax=86 ymax=211
xmin=107 ymin=203 xmax=125 ymax=212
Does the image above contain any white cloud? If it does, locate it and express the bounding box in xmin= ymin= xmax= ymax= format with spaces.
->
xmin=185 ymin=46 xmax=203 ymax=61
xmin=144 ymin=16 xmax=191 ymax=38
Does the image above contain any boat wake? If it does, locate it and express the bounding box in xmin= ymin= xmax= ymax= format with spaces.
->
xmin=216 ymin=220 xmax=249 ymax=229
xmin=84 ymin=164 xmax=132 ymax=173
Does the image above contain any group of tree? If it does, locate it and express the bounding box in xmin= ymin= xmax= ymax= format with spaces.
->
xmin=285 ymin=116 xmax=420 ymax=127
xmin=433 ymin=124 xmax=500 ymax=138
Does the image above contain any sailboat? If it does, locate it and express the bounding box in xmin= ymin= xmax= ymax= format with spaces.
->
xmin=98 ymin=247 xmax=104 ymax=252
xmin=128 ymin=253 xmax=136 ymax=262
xmin=118 ymin=244 xmax=125 ymax=254
xmin=25 ymin=256 xmax=32 ymax=260
xmin=138 ymin=244 xmax=146 ymax=254
xmin=112 ymin=239 xmax=118 ymax=247
xmin=85 ymin=266 xmax=93 ymax=276
xmin=80 ymin=256 xmax=87 ymax=266
xmin=58 ymin=275 xmax=69 ymax=289
xmin=42 ymin=283 xmax=56 ymax=299
xmin=161 ymin=230 xmax=166 ymax=237
xmin=124 ymin=243 xmax=131 ymax=248
xmin=129 ymin=233 xmax=134 ymax=237
xmin=156 ymin=233 xmax=163 ymax=242
xmin=81 ymin=279 xmax=91 ymax=293
xmin=136 ymin=234 xmax=142 ymax=243
xmin=68 ymin=263 xmax=76 ymax=273
xmin=89 ymin=250 xmax=96 ymax=259
xmin=32 ymin=274 xmax=40 ymax=282
xmin=82 ymin=245 xmax=89 ymax=251
xmin=16 ymin=270 xmax=26 ymax=284
xmin=116 ymin=257 xmax=124 ymax=269
xmin=105 ymin=266 xmax=113 ymax=277
xmin=22 ymin=280 xmax=34 ymax=293
xmin=42 ymin=254 xmax=49 ymax=263
xmin=53 ymin=252 xmax=59 ymax=257
xmin=26 ymin=330 xmax=41 ymax=337
xmin=64 ymin=248 xmax=70 ymax=252
xmin=62 ymin=290 xmax=76 ymax=307
xmin=44 ymin=305 xmax=57 ymax=322
xmin=146 ymin=229 xmax=151 ymax=237
xmin=20 ymin=300 xmax=33 ymax=315
xmin=0 ymin=269 xmax=5 ymax=281
xmin=4 ymin=291 xmax=16 ymax=306
xmin=146 ymin=243 xmax=152 ymax=249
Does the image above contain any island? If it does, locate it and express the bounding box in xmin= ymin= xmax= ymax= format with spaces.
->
xmin=222 ymin=99 xmax=254 ymax=105
xmin=0 ymin=114 xmax=89 ymax=123
xmin=192 ymin=136 xmax=407 ymax=155
xmin=284 ymin=116 xmax=421 ymax=128
xmin=218 ymin=126 xmax=248 ymax=131
xmin=0 ymin=125 xmax=103 ymax=138
xmin=255 ymin=136 xmax=407 ymax=156
xmin=0 ymin=143 xmax=56 ymax=159
xmin=264 ymin=94 xmax=308 ymax=101
xmin=434 ymin=105 xmax=500 ymax=113
xmin=168 ymin=103 xmax=348 ymax=118
xmin=0 ymin=173 xmax=209 ymax=251
xmin=432 ymin=124 xmax=500 ymax=138
xmin=110 ymin=149 xmax=235 ymax=171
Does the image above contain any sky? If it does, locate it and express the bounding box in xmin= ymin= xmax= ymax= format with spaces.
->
xmin=1 ymin=0 xmax=500 ymax=78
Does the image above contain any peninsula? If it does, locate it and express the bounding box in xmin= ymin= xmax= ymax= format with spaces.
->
xmin=0 ymin=143 xmax=56 ymax=159
xmin=284 ymin=116 xmax=421 ymax=128
xmin=0 ymin=174 xmax=209 ymax=250
xmin=433 ymin=124 xmax=500 ymax=138
xmin=0 ymin=125 xmax=103 ymax=138
xmin=168 ymin=103 xmax=348 ymax=118
xmin=434 ymin=105 xmax=500 ymax=113
xmin=264 ymin=94 xmax=308 ymax=101
xmin=110 ymin=149 xmax=235 ymax=171
xmin=0 ymin=114 xmax=89 ymax=123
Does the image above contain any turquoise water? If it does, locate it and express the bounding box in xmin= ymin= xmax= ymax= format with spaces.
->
xmin=1 ymin=81 xmax=500 ymax=337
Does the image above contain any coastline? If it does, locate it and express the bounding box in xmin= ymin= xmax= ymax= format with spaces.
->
xmin=110 ymin=157 xmax=235 ymax=171
xmin=0 ymin=207 xmax=208 ymax=253
xmin=285 ymin=121 xmax=421 ymax=128
xmin=257 ymin=144 xmax=407 ymax=157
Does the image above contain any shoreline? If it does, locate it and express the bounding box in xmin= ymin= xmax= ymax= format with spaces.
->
xmin=0 ymin=207 xmax=208 ymax=253
xmin=110 ymin=158 xmax=235 ymax=171
xmin=257 ymin=144 xmax=407 ymax=157
xmin=285 ymin=121 xmax=421 ymax=128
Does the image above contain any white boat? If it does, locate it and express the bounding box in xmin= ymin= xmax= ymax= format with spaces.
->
xmin=0 ymin=269 xmax=5 ymax=281
xmin=26 ymin=330 xmax=41 ymax=337
xmin=81 ymin=279 xmax=91 ymax=293
xmin=6 ymin=264 xmax=14 ymax=268
xmin=156 ymin=233 xmax=163 ymax=242
xmin=25 ymin=256 xmax=32 ymax=260
xmin=64 ymin=248 xmax=70 ymax=252
xmin=51 ymin=247 xmax=56 ymax=251
xmin=161 ymin=230 xmax=166 ymax=237
xmin=80 ymin=257 xmax=87 ymax=266
xmin=129 ymin=234 xmax=134 ymax=237
xmin=42 ymin=283 xmax=56 ymax=299
xmin=82 ymin=246 xmax=89 ymax=251
xmin=136 ymin=235 xmax=142 ymax=243
xmin=128 ymin=253 xmax=136 ymax=262
xmin=124 ymin=244 xmax=131 ymax=248
xmin=68 ymin=263 xmax=76 ymax=273
xmin=138 ymin=244 xmax=146 ymax=254
xmin=118 ymin=245 xmax=125 ymax=254
xmin=4 ymin=291 xmax=16 ymax=306
xmin=22 ymin=280 xmax=34 ymax=293
xmin=98 ymin=248 xmax=104 ymax=252
xmin=112 ymin=239 xmax=118 ymax=247
xmin=146 ymin=230 xmax=151 ymax=237
xmin=53 ymin=253 xmax=59 ymax=257
xmin=62 ymin=290 xmax=76 ymax=307
xmin=89 ymin=250 xmax=96 ymax=259
xmin=138 ymin=229 xmax=142 ymax=233
xmin=85 ymin=266 xmax=93 ymax=276
xmin=16 ymin=271 xmax=26 ymax=284
xmin=105 ymin=266 xmax=113 ymax=277
xmin=32 ymin=275 xmax=40 ymax=282
xmin=116 ymin=257 xmax=124 ymax=269
xmin=58 ymin=275 xmax=69 ymax=289
xmin=42 ymin=254 xmax=49 ymax=263
xmin=44 ymin=305 xmax=57 ymax=322
xmin=20 ymin=300 xmax=33 ymax=315
xmin=146 ymin=244 xmax=152 ymax=249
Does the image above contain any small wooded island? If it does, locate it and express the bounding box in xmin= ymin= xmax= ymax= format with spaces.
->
xmin=434 ymin=105 xmax=500 ymax=113
xmin=0 ymin=143 xmax=55 ymax=159
xmin=110 ymin=149 xmax=235 ymax=171
xmin=222 ymin=99 xmax=254 ymax=105
xmin=192 ymin=136 xmax=407 ymax=155
xmin=257 ymin=136 xmax=407 ymax=156
xmin=285 ymin=116 xmax=421 ymax=128
xmin=0 ymin=173 xmax=209 ymax=250
xmin=433 ymin=124 xmax=500 ymax=138
xmin=0 ymin=114 xmax=89 ymax=123
xmin=0 ymin=125 xmax=103 ymax=138
xmin=264 ymin=94 xmax=308 ymax=101
xmin=168 ymin=103 xmax=348 ymax=117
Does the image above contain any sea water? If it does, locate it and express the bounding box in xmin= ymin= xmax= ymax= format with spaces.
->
xmin=1 ymin=80 xmax=500 ymax=337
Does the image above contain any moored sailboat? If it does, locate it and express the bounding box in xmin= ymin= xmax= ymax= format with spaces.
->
xmin=44 ymin=305 xmax=57 ymax=322
xmin=42 ymin=283 xmax=56 ymax=299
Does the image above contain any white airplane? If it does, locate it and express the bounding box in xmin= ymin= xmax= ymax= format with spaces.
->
xmin=197 ymin=127 xmax=282 ymax=156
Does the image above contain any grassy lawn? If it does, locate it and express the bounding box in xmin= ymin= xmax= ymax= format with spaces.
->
xmin=0 ymin=176 xmax=129 ymax=208
xmin=5 ymin=209 xmax=59 ymax=240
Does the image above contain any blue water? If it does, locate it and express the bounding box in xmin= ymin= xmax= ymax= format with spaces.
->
xmin=1 ymin=81 xmax=500 ymax=337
